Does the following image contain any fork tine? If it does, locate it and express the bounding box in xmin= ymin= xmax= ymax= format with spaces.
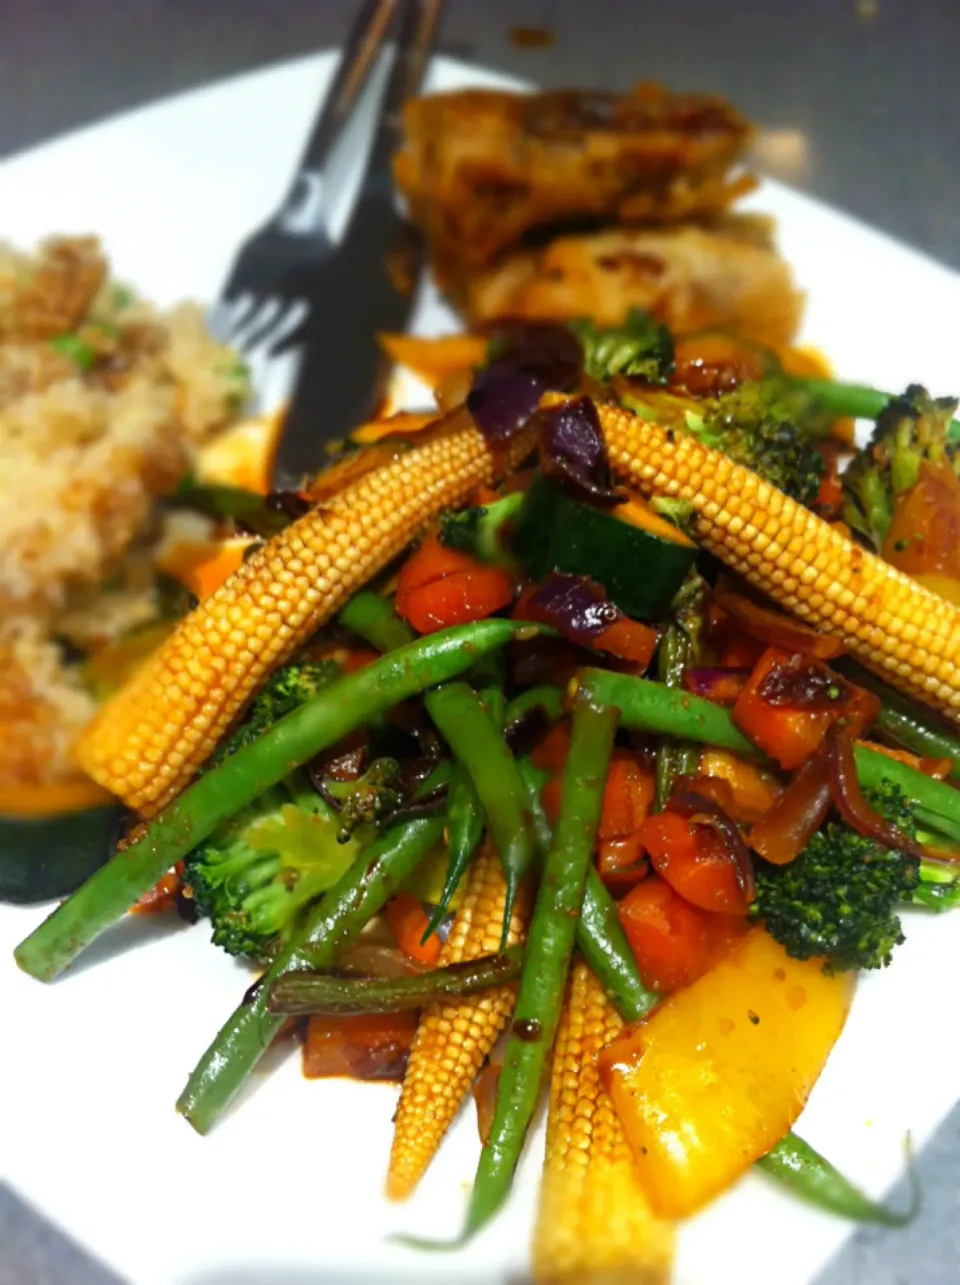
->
xmin=237 ymin=298 xmax=289 ymax=354
xmin=226 ymin=293 xmax=264 ymax=343
xmin=268 ymin=299 xmax=310 ymax=357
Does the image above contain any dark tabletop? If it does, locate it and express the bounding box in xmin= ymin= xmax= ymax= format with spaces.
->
xmin=1 ymin=3 xmax=958 ymax=1283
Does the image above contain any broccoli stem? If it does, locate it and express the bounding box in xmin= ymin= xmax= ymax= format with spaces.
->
xmin=177 ymin=814 xmax=444 ymax=1134
xmin=796 ymin=376 xmax=960 ymax=440
xmin=910 ymin=858 xmax=960 ymax=911
xmin=338 ymin=591 xmax=415 ymax=652
xmin=15 ymin=619 xmax=544 ymax=982
xmin=576 ymin=669 xmax=960 ymax=842
xmin=440 ymin=493 xmax=524 ymax=564
xmin=266 ymin=944 xmax=525 ymax=1015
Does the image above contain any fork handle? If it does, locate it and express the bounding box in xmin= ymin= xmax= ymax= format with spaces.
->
xmin=279 ymin=0 xmax=397 ymax=219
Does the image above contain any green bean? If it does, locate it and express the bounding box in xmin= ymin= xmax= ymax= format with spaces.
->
xmin=423 ymin=765 xmax=484 ymax=941
xmin=15 ymin=619 xmax=540 ymax=982
xmin=837 ymin=660 xmax=960 ymax=782
xmin=758 ymin=1134 xmax=918 ymax=1226
xmin=517 ymin=755 xmax=553 ymax=857
xmin=266 ymin=945 xmax=525 ymax=1015
xmin=338 ymin=590 xmax=415 ymax=651
xmin=427 ymin=682 xmax=538 ymax=949
xmin=504 ymin=684 xmax=564 ymax=730
xmin=579 ymin=869 xmax=660 ymax=1020
xmin=855 ymin=746 xmax=960 ymax=842
xmin=464 ymin=692 xmax=619 ymax=1240
xmin=579 ymin=668 xmax=760 ymax=756
xmin=177 ymin=815 xmax=444 ymax=1133
xmin=516 ymin=750 xmax=654 ymax=1018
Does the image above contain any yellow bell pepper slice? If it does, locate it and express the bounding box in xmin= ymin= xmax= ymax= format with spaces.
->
xmin=599 ymin=927 xmax=855 ymax=1218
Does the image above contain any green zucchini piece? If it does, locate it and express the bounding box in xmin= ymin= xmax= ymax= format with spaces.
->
xmin=511 ymin=473 xmax=698 ymax=621
xmin=0 ymin=804 xmax=125 ymax=905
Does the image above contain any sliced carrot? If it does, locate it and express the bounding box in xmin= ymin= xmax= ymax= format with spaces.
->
xmin=597 ymin=754 xmax=656 ymax=891
xmin=378 ymin=332 xmax=487 ymax=388
xmin=541 ymin=773 xmax=564 ymax=828
xmin=302 ymin=1010 xmax=418 ymax=1081
xmin=641 ymin=811 xmax=751 ymax=916
xmin=132 ymin=865 xmax=182 ymax=916
xmin=618 ymin=875 xmax=748 ymax=992
xmin=530 ymin=720 xmax=571 ymax=773
xmin=733 ymin=647 xmax=841 ymax=770
xmin=592 ymin=616 xmax=658 ymax=670
xmin=385 ymin=892 xmax=442 ymax=966
xmin=395 ymin=532 xmax=516 ymax=634
xmin=719 ymin=631 xmax=766 ymax=669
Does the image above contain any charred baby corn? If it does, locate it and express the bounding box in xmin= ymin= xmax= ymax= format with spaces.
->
xmin=387 ymin=842 xmax=531 ymax=1201
xmin=588 ymin=398 xmax=960 ymax=722
xmin=532 ymin=959 xmax=674 ymax=1284
xmin=75 ymin=415 xmax=535 ymax=813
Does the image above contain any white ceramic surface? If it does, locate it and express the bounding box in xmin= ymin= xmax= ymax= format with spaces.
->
xmin=1 ymin=50 xmax=959 ymax=1285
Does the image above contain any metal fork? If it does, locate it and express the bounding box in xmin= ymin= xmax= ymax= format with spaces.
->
xmin=207 ymin=0 xmax=402 ymax=407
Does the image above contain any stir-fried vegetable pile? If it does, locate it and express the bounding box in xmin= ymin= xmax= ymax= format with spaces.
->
xmin=11 ymin=311 xmax=960 ymax=1282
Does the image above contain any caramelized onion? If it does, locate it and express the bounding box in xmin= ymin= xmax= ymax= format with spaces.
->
xmin=826 ymin=727 xmax=928 ymax=860
xmin=758 ymin=655 xmax=851 ymax=711
xmin=715 ymin=578 xmax=845 ymax=660
xmin=538 ymin=395 xmax=623 ymax=508
xmin=749 ymin=751 xmax=831 ymax=866
xmin=524 ymin=573 xmax=622 ymax=643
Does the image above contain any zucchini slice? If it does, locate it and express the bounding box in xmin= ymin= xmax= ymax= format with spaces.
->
xmin=512 ymin=473 xmax=697 ymax=621
xmin=0 ymin=791 xmax=125 ymax=905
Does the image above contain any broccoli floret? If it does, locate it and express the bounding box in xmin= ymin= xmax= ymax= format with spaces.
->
xmin=321 ymin=757 xmax=404 ymax=841
xmin=209 ymin=660 xmax=341 ymax=767
xmin=841 ymin=384 xmax=960 ymax=550
xmin=752 ymin=782 xmax=960 ymax=971
xmin=687 ymin=381 xmax=825 ymax=505
xmin=753 ymin=824 xmax=919 ymax=972
xmin=186 ymin=659 xmax=349 ymax=960
xmin=619 ymin=377 xmax=824 ymax=505
xmin=570 ymin=309 xmax=675 ymax=385
xmin=185 ymin=772 xmax=360 ymax=961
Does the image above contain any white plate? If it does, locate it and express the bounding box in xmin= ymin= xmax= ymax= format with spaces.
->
xmin=2 ymin=51 xmax=960 ymax=1285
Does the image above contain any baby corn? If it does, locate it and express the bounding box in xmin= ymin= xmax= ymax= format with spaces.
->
xmin=387 ymin=843 xmax=531 ymax=1201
